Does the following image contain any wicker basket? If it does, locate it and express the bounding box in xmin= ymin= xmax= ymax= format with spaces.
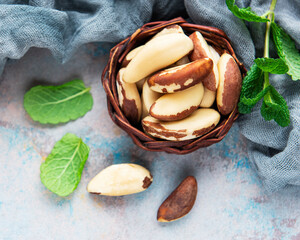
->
xmin=101 ymin=17 xmax=247 ymax=154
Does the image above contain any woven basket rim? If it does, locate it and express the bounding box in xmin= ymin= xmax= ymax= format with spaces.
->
xmin=101 ymin=17 xmax=247 ymax=154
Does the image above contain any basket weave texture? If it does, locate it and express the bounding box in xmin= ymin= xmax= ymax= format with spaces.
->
xmin=101 ymin=17 xmax=247 ymax=154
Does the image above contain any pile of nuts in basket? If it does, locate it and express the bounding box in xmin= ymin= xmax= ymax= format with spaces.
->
xmin=116 ymin=25 xmax=242 ymax=141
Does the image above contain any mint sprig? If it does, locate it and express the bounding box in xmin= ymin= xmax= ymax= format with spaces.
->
xmin=227 ymin=0 xmax=299 ymax=127
xmin=226 ymin=0 xmax=269 ymax=22
xmin=261 ymin=86 xmax=290 ymax=127
xmin=254 ymin=58 xmax=288 ymax=74
xmin=238 ymin=64 xmax=270 ymax=114
xmin=40 ymin=133 xmax=90 ymax=197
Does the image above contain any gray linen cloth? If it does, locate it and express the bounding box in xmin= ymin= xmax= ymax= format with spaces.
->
xmin=0 ymin=0 xmax=299 ymax=192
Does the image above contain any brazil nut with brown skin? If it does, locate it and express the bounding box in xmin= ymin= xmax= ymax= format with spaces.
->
xmin=149 ymin=83 xmax=204 ymax=121
xmin=142 ymin=108 xmax=220 ymax=141
xmin=121 ymin=25 xmax=185 ymax=68
xmin=121 ymin=45 xmax=144 ymax=68
xmin=87 ymin=164 xmax=153 ymax=196
xmin=151 ymin=24 xmax=184 ymax=40
xmin=136 ymin=77 xmax=146 ymax=93
xmin=208 ymin=45 xmax=221 ymax=63
xmin=116 ymin=68 xmax=142 ymax=125
xmin=148 ymin=58 xmax=213 ymax=93
xmin=157 ymin=176 xmax=197 ymax=222
xmin=123 ymin=33 xmax=194 ymax=83
xmin=199 ymin=45 xmax=220 ymax=107
xmin=189 ymin=31 xmax=219 ymax=91
xmin=200 ymin=87 xmax=216 ymax=108
xmin=217 ymin=53 xmax=242 ymax=115
xmin=141 ymin=80 xmax=163 ymax=118
xmin=174 ymin=55 xmax=190 ymax=66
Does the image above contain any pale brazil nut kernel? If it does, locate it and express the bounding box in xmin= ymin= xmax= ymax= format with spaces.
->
xmin=199 ymin=87 xmax=216 ymax=108
xmin=208 ymin=45 xmax=221 ymax=63
xmin=151 ymin=24 xmax=184 ymax=40
xmin=148 ymin=58 xmax=213 ymax=93
xmin=199 ymin=45 xmax=220 ymax=108
xmin=121 ymin=45 xmax=145 ymax=68
xmin=142 ymin=108 xmax=221 ymax=141
xmin=173 ymin=55 xmax=190 ymax=66
xmin=87 ymin=164 xmax=153 ymax=196
xmin=142 ymin=80 xmax=163 ymax=118
xmin=122 ymin=25 xmax=185 ymax=68
xmin=189 ymin=31 xmax=219 ymax=91
xmin=123 ymin=33 xmax=194 ymax=83
xmin=116 ymin=68 xmax=142 ymax=125
xmin=136 ymin=78 xmax=146 ymax=93
xmin=157 ymin=176 xmax=197 ymax=222
xmin=217 ymin=53 xmax=242 ymax=115
xmin=167 ymin=55 xmax=190 ymax=68
xmin=149 ymin=83 xmax=204 ymax=121
xmin=189 ymin=31 xmax=212 ymax=60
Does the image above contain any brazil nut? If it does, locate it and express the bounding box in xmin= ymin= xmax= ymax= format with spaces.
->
xmin=142 ymin=108 xmax=220 ymax=141
xmin=148 ymin=58 xmax=213 ymax=93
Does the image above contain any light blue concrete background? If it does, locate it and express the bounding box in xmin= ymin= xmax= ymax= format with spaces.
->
xmin=0 ymin=44 xmax=300 ymax=240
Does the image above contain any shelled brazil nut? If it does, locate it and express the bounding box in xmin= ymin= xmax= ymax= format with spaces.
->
xmin=217 ymin=53 xmax=242 ymax=115
xmin=87 ymin=164 xmax=153 ymax=196
xmin=151 ymin=24 xmax=184 ymax=40
xmin=174 ymin=55 xmax=190 ymax=66
xmin=116 ymin=26 xmax=242 ymax=141
xmin=116 ymin=68 xmax=142 ymax=125
xmin=121 ymin=25 xmax=184 ymax=68
xmin=142 ymin=80 xmax=163 ymax=119
xmin=123 ymin=33 xmax=193 ymax=83
xmin=142 ymin=108 xmax=220 ymax=141
xmin=189 ymin=31 xmax=219 ymax=91
xmin=199 ymin=45 xmax=221 ymax=108
xmin=147 ymin=58 xmax=212 ymax=93
xmin=149 ymin=83 xmax=204 ymax=121
xmin=121 ymin=45 xmax=144 ymax=68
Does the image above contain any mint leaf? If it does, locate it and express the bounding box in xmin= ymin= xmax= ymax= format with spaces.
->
xmin=238 ymin=63 xmax=269 ymax=114
xmin=226 ymin=0 xmax=269 ymax=22
xmin=255 ymin=58 xmax=288 ymax=74
xmin=271 ymin=22 xmax=300 ymax=80
xmin=24 ymin=79 xmax=93 ymax=124
xmin=40 ymin=133 xmax=90 ymax=197
xmin=239 ymin=87 xmax=270 ymax=114
xmin=261 ymin=86 xmax=290 ymax=127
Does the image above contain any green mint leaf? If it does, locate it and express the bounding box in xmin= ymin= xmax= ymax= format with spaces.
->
xmin=24 ymin=79 xmax=93 ymax=124
xmin=271 ymin=22 xmax=300 ymax=80
xmin=261 ymin=86 xmax=290 ymax=127
xmin=239 ymin=87 xmax=270 ymax=113
xmin=226 ymin=0 xmax=269 ymax=22
xmin=238 ymin=63 xmax=269 ymax=114
xmin=40 ymin=133 xmax=90 ymax=197
xmin=255 ymin=58 xmax=288 ymax=74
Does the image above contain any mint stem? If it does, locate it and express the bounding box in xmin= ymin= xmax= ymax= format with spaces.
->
xmin=263 ymin=0 xmax=277 ymax=92
xmin=261 ymin=10 xmax=271 ymax=18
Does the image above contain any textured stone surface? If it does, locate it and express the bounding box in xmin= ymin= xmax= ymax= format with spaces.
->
xmin=0 ymin=44 xmax=299 ymax=240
